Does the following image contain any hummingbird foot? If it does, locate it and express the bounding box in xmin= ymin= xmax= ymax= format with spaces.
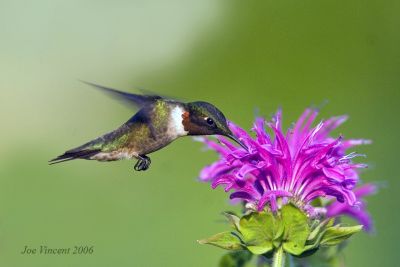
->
xmin=134 ymin=155 xmax=151 ymax=171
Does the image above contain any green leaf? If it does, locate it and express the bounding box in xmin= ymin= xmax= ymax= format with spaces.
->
xmin=307 ymin=219 xmax=334 ymax=242
xmin=223 ymin=212 xmax=241 ymax=232
xmin=239 ymin=212 xmax=282 ymax=255
xmin=320 ymin=225 xmax=363 ymax=246
xmin=300 ymin=218 xmax=336 ymax=255
xmin=281 ymin=204 xmax=310 ymax=255
xmin=303 ymin=232 xmax=324 ymax=253
xmin=219 ymin=250 xmax=252 ymax=267
xmin=198 ymin=231 xmax=243 ymax=250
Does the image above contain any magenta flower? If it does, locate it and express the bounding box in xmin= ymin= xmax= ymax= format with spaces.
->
xmin=199 ymin=108 xmax=375 ymax=230
xmin=326 ymin=184 xmax=376 ymax=231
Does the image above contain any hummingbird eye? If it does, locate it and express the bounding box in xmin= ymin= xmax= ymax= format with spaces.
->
xmin=205 ymin=117 xmax=215 ymax=126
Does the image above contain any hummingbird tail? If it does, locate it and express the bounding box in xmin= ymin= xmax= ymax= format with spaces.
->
xmin=49 ymin=149 xmax=102 ymax=165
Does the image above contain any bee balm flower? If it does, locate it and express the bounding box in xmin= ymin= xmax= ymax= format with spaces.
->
xmin=199 ymin=109 xmax=375 ymax=230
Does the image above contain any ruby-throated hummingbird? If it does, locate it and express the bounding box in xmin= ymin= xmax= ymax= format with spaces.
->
xmin=49 ymin=82 xmax=246 ymax=171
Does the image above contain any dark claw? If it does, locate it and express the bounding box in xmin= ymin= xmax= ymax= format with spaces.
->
xmin=134 ymin=155 xmax=151 ymax=171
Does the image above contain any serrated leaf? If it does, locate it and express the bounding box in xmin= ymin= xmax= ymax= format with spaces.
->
xmin=281 ymin=204 xmax=310 ymax=255
xmin=198 ymin=231 xmax=243 ymax=250
xmin=239 ymin=212 xmax=282 ymax=255
xmin=320 ymin=225 xmax=363 ymax=246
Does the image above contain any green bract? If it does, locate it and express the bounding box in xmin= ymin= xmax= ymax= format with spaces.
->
xmin=199 ymin=204 xmax=362 ymax=259
xmin=239 ymin=211 xmax=281 ymax=254
xmin=198 ymin=231 xmax=243 ymax=250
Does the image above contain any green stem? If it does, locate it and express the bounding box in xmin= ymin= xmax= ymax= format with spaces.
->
xmin=272 ymin=246 xmax=285 ymax=267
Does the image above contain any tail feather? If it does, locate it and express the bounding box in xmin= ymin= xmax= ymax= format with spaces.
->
xmin=49 ymin=149 xmax=102 ymax=165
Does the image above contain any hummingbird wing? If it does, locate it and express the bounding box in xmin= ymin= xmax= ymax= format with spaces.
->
xmin=81 ymin=80 xmax=163 ymax=108
xmin=49 ymin=104 xmax=161 ymax=165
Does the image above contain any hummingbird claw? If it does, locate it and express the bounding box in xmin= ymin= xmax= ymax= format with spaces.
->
xmin=134 ymin=155 xmax=151 ymax=171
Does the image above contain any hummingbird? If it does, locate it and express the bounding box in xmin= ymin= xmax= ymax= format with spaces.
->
xmin=49 ymin=82 xmax=246 ymax=171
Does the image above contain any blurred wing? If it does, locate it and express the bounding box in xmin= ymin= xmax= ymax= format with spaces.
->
xmin=80 ymin=80 xmax=163 ymax=108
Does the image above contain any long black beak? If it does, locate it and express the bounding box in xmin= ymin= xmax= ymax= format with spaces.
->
xmin=226 ymin=134 xmax=248 ymax=150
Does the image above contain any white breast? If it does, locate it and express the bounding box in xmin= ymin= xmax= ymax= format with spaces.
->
xmin=170 ymin=106 xmax=189 ymax=136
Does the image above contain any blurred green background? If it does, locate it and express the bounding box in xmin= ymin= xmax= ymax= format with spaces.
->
xmin=0 ymin=1 xmax=399 ymax=266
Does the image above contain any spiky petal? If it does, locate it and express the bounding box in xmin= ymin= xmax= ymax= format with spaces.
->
xmin=326 ymin=184 xmax=377 ymax=231
xmin=198 ymin=108 xmax=375 ymax=230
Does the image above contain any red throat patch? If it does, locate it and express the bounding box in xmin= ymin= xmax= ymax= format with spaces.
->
xmin=182 ymin=111 xmax=190 ymax=132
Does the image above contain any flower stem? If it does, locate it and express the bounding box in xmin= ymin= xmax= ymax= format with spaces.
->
xmin=272 ymin=246 xmax=285 ymax=267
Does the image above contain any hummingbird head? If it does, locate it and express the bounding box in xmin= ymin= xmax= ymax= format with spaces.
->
xmin=184 ymin=101 xmax=247 ymax=149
